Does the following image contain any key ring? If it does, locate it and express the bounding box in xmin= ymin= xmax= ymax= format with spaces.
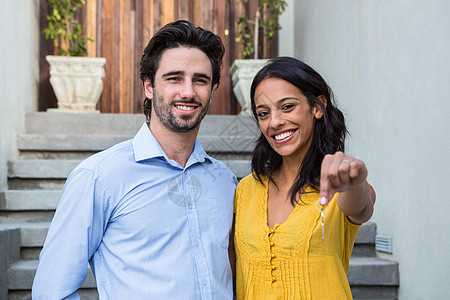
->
xmin=316 ymin=200 xmax=328 ymax=213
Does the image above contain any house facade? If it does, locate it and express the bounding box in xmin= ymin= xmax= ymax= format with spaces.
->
xmin=1 ymin=0 xmax=449 ymax=299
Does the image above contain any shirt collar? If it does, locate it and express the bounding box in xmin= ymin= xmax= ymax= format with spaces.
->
xmin=133 ymin=122 xmax=212 ymax=167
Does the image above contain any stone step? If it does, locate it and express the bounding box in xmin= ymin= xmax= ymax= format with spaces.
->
xmin=348 ymin=256 xmax=399 ymax=286
xmin=25 ymin=112 xmax=259 ymax=136
xmin=17 ymin=134 xmax=257 ymax=155
xmin=8 ymin=159 xmax=79 ymax=179
xmin=0 ymin=221 xmax=376 ymax=250
xmin=0 ymin=190 xmax=62 ymax=210
xmin=7 ymin=260 xmax=96 ymax=290
xmin=351 ymin=286 xmax=398 ymax=300
xmin=353 ymin=221 xmax=376 ymax=257
xmin=0 ymin=223 xmax=49 ymax=248
xmin=8 ymin=159 xmax=252 ymax=180
xmin=7 ymin=255 xmax=397 ymax=296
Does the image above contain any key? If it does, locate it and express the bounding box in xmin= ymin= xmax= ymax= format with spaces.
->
xmin=316 ymin=200 xmax=328 ymax=242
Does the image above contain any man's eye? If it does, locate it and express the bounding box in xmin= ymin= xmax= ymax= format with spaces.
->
xmin=194 ymin=78 xmax=208 ymax=84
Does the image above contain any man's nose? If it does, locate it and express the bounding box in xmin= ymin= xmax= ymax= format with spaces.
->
xmin=179 ymin=81 xmax=196 ymax=99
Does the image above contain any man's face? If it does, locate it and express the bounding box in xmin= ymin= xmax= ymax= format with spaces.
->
xmin=144 ymin=47 xmax=214 ymax=132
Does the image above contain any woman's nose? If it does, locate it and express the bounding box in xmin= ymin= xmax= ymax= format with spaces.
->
xmin=270 ymin=111 xmax=286 ymax=129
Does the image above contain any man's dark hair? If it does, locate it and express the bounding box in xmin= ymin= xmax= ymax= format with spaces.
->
xmin=140 ymin=20 xmax=225 ymax=120
xmin=250 ymin=56 xmax=347 ymax=205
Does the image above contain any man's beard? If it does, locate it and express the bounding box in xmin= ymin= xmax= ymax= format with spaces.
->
xmin=152 ymin=89 xmax=210 ymax=132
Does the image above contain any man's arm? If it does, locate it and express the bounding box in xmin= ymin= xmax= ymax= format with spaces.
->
xmin=32 ymin=168 xmax=108 ymax=299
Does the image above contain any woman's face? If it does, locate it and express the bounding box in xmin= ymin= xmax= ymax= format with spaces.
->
xmin=254 ymin=77 xmax=324 ymax=161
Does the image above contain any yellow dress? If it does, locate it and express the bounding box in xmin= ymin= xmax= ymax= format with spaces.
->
xmin=234 ymin=174 xmax=360 ymax=300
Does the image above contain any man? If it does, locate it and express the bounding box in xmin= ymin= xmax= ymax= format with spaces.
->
xmin=32 ymin=20 xmax=236 ymax=299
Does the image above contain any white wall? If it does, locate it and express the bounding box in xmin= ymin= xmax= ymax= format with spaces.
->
xmin=278 ymin=0 xmax=295 ymax=57
xmin=0 ymin=0 xmax=39 ymax=190
xmin=281 ymin=1 xmax=450 ymax=299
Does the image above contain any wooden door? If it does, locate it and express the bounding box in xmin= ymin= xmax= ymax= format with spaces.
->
xmin=38 ymin=0 xmax=278 ymax=114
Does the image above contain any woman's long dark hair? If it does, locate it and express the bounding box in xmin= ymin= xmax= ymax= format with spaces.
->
xmin=250 ymin=57 xmax=347 ymax=205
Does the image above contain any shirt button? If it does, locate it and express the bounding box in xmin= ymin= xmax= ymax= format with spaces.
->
xmin=270 ymin=229 xmax=275 ymax=234
xmin=202 ymin=279 xmax=208 ymax=286
xmin=272 ymin=277 xmax=277 ymax=282
xmin=271 ymin=265 xmax=276 ymax=270
xmin=193 ymin=240 xmax=199 ymax=247
xmin=271 ymin=253 xmax=276 ymax=258
xmin=270 ymin=242 xmax=275 ymax=247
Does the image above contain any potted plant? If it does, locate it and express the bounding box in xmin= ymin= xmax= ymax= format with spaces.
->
xmin=228 ymin=0 xmax=287 ymax=114
xmin=44 ymin=0 xmax=106 ymax=112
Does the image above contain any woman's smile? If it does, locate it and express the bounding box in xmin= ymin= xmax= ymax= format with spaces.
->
xmin=272 ymin=129 xmax=297 ymax=143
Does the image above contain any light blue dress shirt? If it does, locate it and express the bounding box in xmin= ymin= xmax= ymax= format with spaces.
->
xmin=32 ymin=123 xmax=237 ymax=299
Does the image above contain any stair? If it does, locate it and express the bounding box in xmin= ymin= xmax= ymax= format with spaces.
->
xmin=0 ymin=112 xmax=399 ymax=299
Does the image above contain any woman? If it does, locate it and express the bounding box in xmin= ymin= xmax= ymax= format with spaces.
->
xmin=233 ymin=57 xmax=376 ymax=299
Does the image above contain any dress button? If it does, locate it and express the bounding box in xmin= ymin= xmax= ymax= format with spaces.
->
xmin=270 ymin=229 xmax=275 ymax=234
xmin=271 ymin=265 xmax=276 ymax=270
xmin=271 ymin=253 xmax=276 ymax=258
xmin=270 ymin=242 xmax=275 ymax=247
xmin=272 ymin=277 xmax=277 ymax=282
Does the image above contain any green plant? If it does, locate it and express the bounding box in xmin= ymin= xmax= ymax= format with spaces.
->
xmin=228 ymin=0 xmax=287 ymax=59
xmin=43 ymin=0 xmax=93 ymax=56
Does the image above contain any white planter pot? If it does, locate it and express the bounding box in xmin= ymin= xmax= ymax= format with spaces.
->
xmin=46 ymin=55 xmax=107 ymax=112
xmin=230 ymin=59 xmax=269 ymax=115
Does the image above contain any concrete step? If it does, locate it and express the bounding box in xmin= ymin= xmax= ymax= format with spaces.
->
xmin=0 ymin=190 xmax=62 ymax=210
xmin=7 ymin=255 xmax=397 ymax=296
xmin=351 ymin=286 xmax=398 ymax=300
xmin=0 ymin=221 xmax=376 ymax=251
xmin=353 ymin=221 xmax=376 ymax=257
xmin=0 ymin=223 xmax=49 ymax=248
xmin=348 ymin=256 xmax=399 ymax=286
xmin=7 ymin=259 xmax=97 ymax=291
xmin=8 ymin=159 xmax=79 ymax=179
xmin=8 ymin=159 xmax=252 ymax=181
xmin=25 ymin=112 xmax=146 ymax=135
xmin=25 ymin=112 xmax=259 ymax=136
xmin=349 ymin=256 xmax=400 ymax=300
xmin=17 ymin=134 xmax=257 ymax=155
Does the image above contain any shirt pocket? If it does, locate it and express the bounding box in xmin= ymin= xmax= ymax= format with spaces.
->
xmin=208 ymin=190 xmax=234 ymax=249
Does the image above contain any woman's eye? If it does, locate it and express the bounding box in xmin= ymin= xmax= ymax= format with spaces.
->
xmin=257 ymin=111 xmax=268 ymax=118
xmin=282 ymin=104 xmax=294 ymax=110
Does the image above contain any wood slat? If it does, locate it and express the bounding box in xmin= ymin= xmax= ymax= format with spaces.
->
xmin=99 ymin=0 xmax=114 ymax=112
xmin=86 ymin=0 xmax=97 ymax=57
xmin=161 ymin=0 xmax=175 ymax=26
xmin=38 ymin=0 xmax=279 ymax=114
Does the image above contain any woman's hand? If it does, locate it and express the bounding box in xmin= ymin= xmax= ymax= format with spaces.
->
xmin=319 ymin=151 xmax=368 ymax=205
xmin=319 ymin=151 xmax=375 ymax=224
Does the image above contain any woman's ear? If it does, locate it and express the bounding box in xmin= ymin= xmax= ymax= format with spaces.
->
xmin=313 ymin=95 xmax=327 ymax=119
xmin=144 ymin=78 xmax=153 ymax=100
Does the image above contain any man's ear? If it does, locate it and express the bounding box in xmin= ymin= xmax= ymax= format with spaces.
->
xmin=144 ymin=78 xmax=153 ymax=100
xmin=313 ymin=95 xmax=327 ymax=119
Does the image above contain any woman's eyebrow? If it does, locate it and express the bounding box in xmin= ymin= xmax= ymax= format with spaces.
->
xmin=255 ymin=97 xmax=300 ymax=109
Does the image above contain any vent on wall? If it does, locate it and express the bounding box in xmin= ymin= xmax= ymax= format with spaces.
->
xmin=375 ymin=235 xmax=393 ymax=254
